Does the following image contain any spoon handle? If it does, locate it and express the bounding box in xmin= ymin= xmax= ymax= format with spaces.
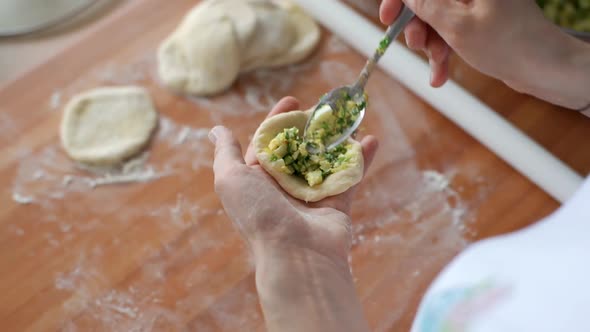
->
xmin=353 ymin=5 xmax=415 ymax=92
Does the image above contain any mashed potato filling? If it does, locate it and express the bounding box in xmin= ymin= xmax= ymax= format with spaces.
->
xmin=267 ymin=127 xmax=354 ymax=186
xmin=266 ymin=95 xmax=365 ymax=187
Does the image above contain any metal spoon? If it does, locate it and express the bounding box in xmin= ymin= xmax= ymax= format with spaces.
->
xmin=303 ymin=5 xmax=415 ymax=153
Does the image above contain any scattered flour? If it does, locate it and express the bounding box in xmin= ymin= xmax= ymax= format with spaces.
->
xmin=62 ymin=175 xmax=74 ymax=187
xmin=69 ymin=153 xmax=170 ymax=188
xmin=33 ymin=170 xmax=45 ymax=180
xmin=10 ymin=116 xmax=212 ymax=203
xmin=0 ymin=111 xmax=20 ymax=140
xmin=94 ymin=291 xmax=140 ymax=319
xmin=189 ymin=57 xmax=317 ymax=118
xmin=422 ymin=170 xmax=451 ymax=192
xmin=50 ymin=91 xmax=62 ymax=110
xmin=325 ymin=35 xmax=353 ymax=54
xmin=93 ymin=53 xmax=157 ymax=85
xmin=174 ymin=127 xmax=191 ymax=145
xmin=55 ymin=253 xmax=101 ymax=291
xmin=12 ymin=192 xmax=34 ymax=205
xmin=84 ymin=167 xmax=168 ymax=188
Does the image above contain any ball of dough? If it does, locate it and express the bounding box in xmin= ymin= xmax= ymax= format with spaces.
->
xmin=157 ymin=0 xmax=321 ymax=96
xmin=60 ymin=86 xmax=158 ymax=165
xmin=254 ymin=110 xmax=364 ymax=202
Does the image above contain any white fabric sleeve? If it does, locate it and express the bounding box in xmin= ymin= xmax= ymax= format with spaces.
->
xmin=411 ymin=177 xmax=590 ymax=332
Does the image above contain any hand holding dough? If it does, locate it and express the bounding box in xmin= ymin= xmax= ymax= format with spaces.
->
xmin=253 ymin=109 xmax=364 ymax=202
xmin=60 ymin=86 xmax=158 ymax=165
xmin=158 ymin=0 xmax=321 ymax=96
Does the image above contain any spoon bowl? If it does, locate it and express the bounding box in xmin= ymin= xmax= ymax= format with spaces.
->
xmin=304 ymin=86 xmax=366 ymax=154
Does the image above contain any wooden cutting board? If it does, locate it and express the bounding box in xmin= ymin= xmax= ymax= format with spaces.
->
xmin=1 ymin=0 xmax=589 ymax=331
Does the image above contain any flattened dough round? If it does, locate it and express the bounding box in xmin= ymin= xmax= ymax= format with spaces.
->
xmin=239 ymin=2 xmax=296 ymax=71
xmin=247 ymin=0 xmax=321 ymax=70
xmin=158 ymin=0 xmax=320 ymax=96
xmin=205 ymin=0 xmax=259 ymax=45
xmin=60 ymin=86 xmax=158 ymax=165
xmin=158 ymin=17 xmax=241 ymax=96
xmin=254 ymin=110 xmax=364 ymax=202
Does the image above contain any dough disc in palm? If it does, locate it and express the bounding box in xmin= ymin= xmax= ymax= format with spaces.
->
xmin=60 ymin=86 xmax=158 ymax=165
xmin=254 ymin=110 xmax=364 ymax=202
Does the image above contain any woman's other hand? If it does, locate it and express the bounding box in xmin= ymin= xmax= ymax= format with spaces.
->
xmin=380 ymin=0 xmax=590 ymax=110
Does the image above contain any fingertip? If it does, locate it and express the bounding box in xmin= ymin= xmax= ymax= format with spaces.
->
xmin=212 ymin=126 xmax=246 ymax=176
xmin=379 ymin=8 xmax=392 ymax=25
xmin=404 ymin=17 xmax=428 ymax=50
xmin=379 ymin=0 xmax=400 ymax=25
xmin=362 ymin=135 xmax=379 ymax=150
xmin=244 ymin=136 xmax=259 ymax=166
xmin=361 ymin=135 xmax=379 ymax=168
xmin=424 ymin=31 xmax=451 ymax=88
xmin=209 ymin=125 xmax=227 ymax=145
xmin=429 ymin=54 xmax=450 ymax=88
xmin=430 ymin=71 xmax=447 ymax=88
xmin=269 ymin=96 xmax=301 ymax=117
xmin=212 ymin=126 xmax=239 ymax=152
xmin=279 ymin=96 xmax=300 ymax=110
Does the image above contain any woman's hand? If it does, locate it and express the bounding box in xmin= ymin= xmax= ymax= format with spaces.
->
xmin=381 ymin=0 xmax=590 ymax=110
xmin=209 ymin=97 xmax=377 ymax=332
xmin=210 ymin=96 xmax=378 ymax=264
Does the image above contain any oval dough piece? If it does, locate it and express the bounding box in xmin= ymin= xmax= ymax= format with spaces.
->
xmin=157 ymin=0 xmax=320 ymax=96
xmin=60 ymin=86 xmax=158 ymax=165
xmin=254 ymin=110 xmax=364 ymax=202
xmin=240 ymin=2 xmax=296 ymax=71
xmin=261 ymin=1 xmax=322 ymax=68
xmin=203 ymin=0 xmax=259 ymax=46
xmin=158 ymin=16 xmax=241 ymax=96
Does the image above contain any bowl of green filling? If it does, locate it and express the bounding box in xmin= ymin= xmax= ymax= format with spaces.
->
xmin=538 ymin=0 xmax=590 ymax=41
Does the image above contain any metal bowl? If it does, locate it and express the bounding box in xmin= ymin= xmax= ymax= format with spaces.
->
xmin=562 ymin=27 xmax=590 ymax=42
xmin=0 ymin=0 xmax=96 ymax=37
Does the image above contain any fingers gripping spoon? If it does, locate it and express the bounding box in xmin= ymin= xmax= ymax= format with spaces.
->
xmin=303 ymin=5 xmax=415 ymax=153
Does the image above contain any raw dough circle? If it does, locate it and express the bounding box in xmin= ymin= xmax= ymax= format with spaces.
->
xmin=246 ymin=0 xmax=322 ymax=70
xmin=254 ymin=110 xmax=364 ymax=202
xmin=205 ymin=0 xmax=259 ymax=46
xmin=157 ymin=0 xmax=320 ymax=96
xmin=239 ymin=2 xmax=296 ymax=71
xmin=60 ymin=86 xmax=158 ymax=165
xmin=158 ymin=17 xmax=241 ymax=96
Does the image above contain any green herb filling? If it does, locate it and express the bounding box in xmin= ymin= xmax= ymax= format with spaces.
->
xmin=267 ymin=127 xmax=353 ymax=186
xmin=267 ymin=93 xmax=366 ymax=187
xmin=538 ymin=0 xmax=590 ymax=32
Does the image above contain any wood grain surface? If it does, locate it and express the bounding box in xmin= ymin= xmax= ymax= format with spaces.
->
xmin=1 ymin=0 xmax=589 ymax=331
